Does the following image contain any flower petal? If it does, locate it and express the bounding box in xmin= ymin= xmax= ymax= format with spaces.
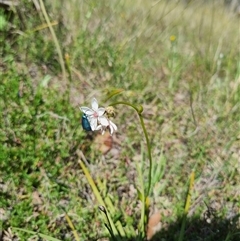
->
xmin=109 ymin=120 xmax=117 ymax=135
xmin=80 ymin=107 xmax=94 ymax=116
xmin=91 ymin=98 xmax=98 ymax=111
xmin=110 ymin=120 xmax=117 ymax=131
xmin=95 ymin=125 xmax=102 ymax=131
xmin=97 ymin=108 xmax=106 ymax=116
xmin=98 ymin=116 xmax=109 ymax=126
xmin=89 ymin=117 xmax=98 ymax=131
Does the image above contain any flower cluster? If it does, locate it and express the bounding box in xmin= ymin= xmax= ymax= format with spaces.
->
xmin=80 ymin=98 xmax=117 ymax=135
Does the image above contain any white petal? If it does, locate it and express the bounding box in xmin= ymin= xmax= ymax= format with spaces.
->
xmin=95 ymin=125 xmax=102 ymax=131
xmin=89 ymin=117 xmax=98 ymax=131
xmin=80 ymin=107 xmax=94 ymax=116
xmin=91 ymin=98 xmax=98 ymax=111
xmin=98 ymin=116 xmax=109 ymax=126
xmin=109 ymin=120 xmax=117 ymax=135
xmin=109 ymin=120 xmax=117 ymax=131
xmin=108 ymin=124 xmax=112 ymax=135
xmin=97 ymin=108 xmax=105 ymax=116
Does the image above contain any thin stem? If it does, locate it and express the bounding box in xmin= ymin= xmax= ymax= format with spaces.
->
xmin=136 ymin=157 xmax=145 ymax=236
xmin=110 ymin=101 xmax=143 ymax=114
xmin=110 ymin=101 xmax=153 ymax=237
xmin=65 ymin=53 xmax=72 ymax=103
xmin=65 ymin=214 xmax=80 ymax=241
xmin=110 ymin=101 xmax=152 ymax=196
xmin=39 ymin=0 xmax=66 ymax=80
xmin=138 ymin=114 xmax=152 ymax=197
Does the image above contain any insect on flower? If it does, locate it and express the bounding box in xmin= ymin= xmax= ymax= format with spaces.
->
xmin=80 ymin=98 xmax=108 ymax=131
xmin=81 ymin=113 xmax=92 ymax=131
xmin=80 ymin=98 xmax=117 ymax=135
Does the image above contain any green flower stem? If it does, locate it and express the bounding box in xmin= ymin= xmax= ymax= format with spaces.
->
xmin=136 ymin=160 xmax=146 ymax=237
xmin=110 ymin=101 xmax=152 ymax=196
xmin=110 ymin=101 xmax=142 ymax=113
xmin=138 ymin=114 xmax=152 ymax=197
xmin=110 ymin=101 xmax=153 ymax=237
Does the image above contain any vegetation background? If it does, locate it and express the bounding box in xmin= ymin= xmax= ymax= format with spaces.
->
xmin=0 ymin=0 xmax=239 ymax=240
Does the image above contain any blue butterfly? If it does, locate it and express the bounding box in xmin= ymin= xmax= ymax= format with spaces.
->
xmin=82 ymin=114 xmax=92 ymax=131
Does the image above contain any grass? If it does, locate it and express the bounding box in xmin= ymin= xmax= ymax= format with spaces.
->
xmin=1 ymin=0 xmax=240 ymax=240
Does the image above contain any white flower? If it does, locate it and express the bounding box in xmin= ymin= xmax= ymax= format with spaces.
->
xmin=80 ymin=98 xmax=109 ymax=131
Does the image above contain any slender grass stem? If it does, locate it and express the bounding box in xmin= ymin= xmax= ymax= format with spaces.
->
xmin=39 ymin=0 xmax=66 ymax=80
xmin=65 ymin=214 xmax=80 ymax=241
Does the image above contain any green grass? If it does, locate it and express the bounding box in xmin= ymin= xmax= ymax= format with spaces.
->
xmin=1 ymin=0 xmax=239 ymax=240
